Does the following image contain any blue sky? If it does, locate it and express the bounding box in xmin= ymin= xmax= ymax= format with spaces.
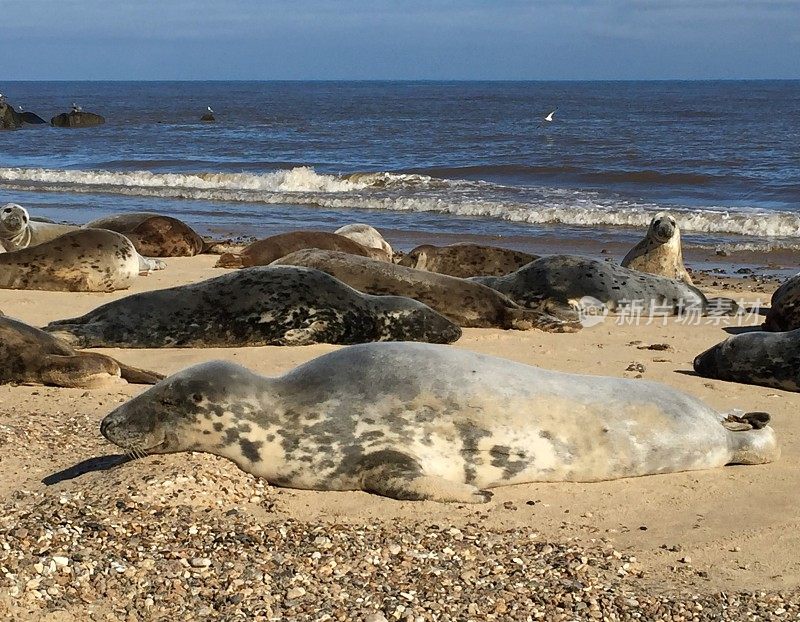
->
xmin=3 ymin=0 xmax=799 ymax=80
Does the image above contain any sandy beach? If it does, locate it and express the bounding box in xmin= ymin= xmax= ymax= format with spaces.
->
xmin=0 ymin=255 xmax=797 ymax=620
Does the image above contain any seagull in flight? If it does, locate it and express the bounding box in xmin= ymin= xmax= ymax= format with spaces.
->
xmin=543 ymin=107 xmax=558 ymax=123
xmin=207 ymin=106 xmax=214 ymax=114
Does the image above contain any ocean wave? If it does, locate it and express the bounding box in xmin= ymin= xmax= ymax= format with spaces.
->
xmin=1 ymin=165 xmax=799 ymax=239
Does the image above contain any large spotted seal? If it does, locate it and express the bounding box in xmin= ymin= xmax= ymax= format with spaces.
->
xmin=100 ymin=342 xmax=779 ymax=503
xmin=272 ymin=249 xmax=580 ymax=332
xmin=334 ymin=224 xmax=394 ymax=261
xmin=0 ymin=229 xmax=145 ymax=292
xmin=398 ymin=243 xmax=538 ymax=278
xmin=84 ymin=213 xmax=206 ymax=257
xmin=215 ymin=231 xmax=381 ymax=268
xmin=0 ymin=315 xmax=162 ymax=388
xmin=622 ymin=212 xmax=693 ymax=283
xmin=764 ymin=273 xmax=800 ymax=331
xmin=46 ymin=266 xmax=461 ymax=348
xmin=0 ymin=204 xmax=165 ymax=272
xmin=694 ymin=329 xmax=800 ymax=393
xmin=472 ymin=255 xmax=737 ymax=317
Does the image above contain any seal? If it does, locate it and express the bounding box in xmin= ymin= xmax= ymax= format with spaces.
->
xmin=0 ymin=204 xmax=166 ymax=273
xmin=215 ymin=231 xmax=381 ymax=268
xmin=694 ymin=329 xmax=800 ymax=393
xmin=45 ymin=265 xmax=462 ymax=348
xmin=0 ymin=315 xmax=162 ymax=388
xmin=471 ymin=255 xmax=738 ymax=318
xmin=100 ymin=342 xmax=779 ymax=503
xmin=334 ymin=224 xmax=394 ymax=261
xmin=0 ymin=229 xmax=145 ymax=292
xmin=398 ymin=243 xmax=538 ymax=278
xmin=272 ymin=249 xmax=581 ymax=332
xmin=84 ymin=213 xmax=206 ymax=257
xmin=622 ymin=212 xmax=693 ymax=283
xmin=764 ymin=273 xmax=800 ymax=331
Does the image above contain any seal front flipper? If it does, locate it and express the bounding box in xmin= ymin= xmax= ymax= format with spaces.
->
xmin=279 ymin=320 xmax=334 ymax=346
xmin=357 ymin=450 xmax=493 ymax=503
xmin=507 ymin=308 xmax=582 ymax=333
xmin=722 ymin=412 xmax=779 ymax=465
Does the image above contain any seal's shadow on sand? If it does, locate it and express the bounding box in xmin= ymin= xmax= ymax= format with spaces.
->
xmin=43 ymin=454 xmax=133 ymax=486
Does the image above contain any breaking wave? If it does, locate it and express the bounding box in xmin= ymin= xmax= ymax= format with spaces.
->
xmin=1 ymin=166 xmax=799 ymax=239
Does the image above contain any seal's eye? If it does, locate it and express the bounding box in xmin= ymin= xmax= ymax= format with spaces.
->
xmin=192 ymin=393 xmax=203 ymax=403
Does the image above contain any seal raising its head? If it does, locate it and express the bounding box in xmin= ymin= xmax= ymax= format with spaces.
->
xmin=694 ymin=329 xmax=800 ymax=393
xmin=101 ymin=342 xmax=779 ymax=503
xmin=622 ymin=212 xmax=693 ymax=284
xmin=46 ymin=266 xmax=461 ymax=348
xmin=334 ymin=224 xmax=394 ymax=261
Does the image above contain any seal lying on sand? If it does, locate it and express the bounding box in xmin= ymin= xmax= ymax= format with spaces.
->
xmin=764 ymin=274 xmax=800 ymax=331
xmin=0 ymin=204 xmax=165 ymax=272
xmin=272 ymin=249 xmax=580 ymax=332
xmin=472 ymin=255 xmax=737 ymax=317
xmin=398 ymin=243 xmax=538 ymax=278
xmin=0 ymin=229 xmax=145 ymax=292
xmin=622 ymin=212 xmax=693 ymax=284
xmin=84 ymin=213 xmax=206 ymax=257
xmin=100 ymin=341 xmax=779 ymax=503
xmin=0 ymin=315 xmax=162 ymax=388
xmin=334 ymin=224 xmax=394 ymax=261
xmin=694 ymin=329 xmax=800 ymax=393
xmin=215 ymin=231 xmax=381 ymax=268
xmin=46 ymin=266 xmax=461 ymax=348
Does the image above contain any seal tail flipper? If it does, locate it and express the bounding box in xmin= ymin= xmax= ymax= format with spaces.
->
xmin=507 ymin=308 xmax=582 ymax=333
xmin=215 ymin=253 xmax=245 ymax=268
xmin=704 ymin=297 xmax=741 ymax=317
xmin=723 ymin=412 xmax=780 ymax=465
xmin=357 ymin=450 xmax=492 ymax=503
xmin=114 ymin=360 xmax=164 ymax=385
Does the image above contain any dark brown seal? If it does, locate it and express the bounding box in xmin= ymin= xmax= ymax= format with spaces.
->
xmin=398 ymin=243 xmax=539 ymax=277
xmin=272 ymin=249 xmax=581 ymax=332
xmin=215 ymin=231 xmax=378 ymax=268
xmin=84 ymin=213 xmax=206 ymax=257
xmin=0 ymin=315 xmax=162 ymax=388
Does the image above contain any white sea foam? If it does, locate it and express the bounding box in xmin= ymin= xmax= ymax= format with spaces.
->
xmin=2 ymin=166 xmax=799 ymax=239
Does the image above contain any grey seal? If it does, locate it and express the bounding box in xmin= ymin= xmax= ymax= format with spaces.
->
xmin=764 ymin=273 xmax=800 ymax=331
xmin=0 ymin=315 xmax=162 ymax=388
xmin=272 ymin=249 xmax=580 ymax=332
xmin=46 ymin=266 xmax=461 ymax=348
xmin=398 ymin=243 xmax=538 ymax=277
xmin=694 ymin=329 xmax=800 ymax=393
xmin=0 ymin=204 xmax=165 ymax=273
xmin=0 ymin=229 xmax=145 ymax=292
xmin=100 ymin=342 xmax=779 ymax=503
xmin=622 ymin=212 xmax=693 ymax=284
xmin=334 ymin=224 xmax=394 ymax=261
xmin=471 ymin=255 xmax=737 ymax=318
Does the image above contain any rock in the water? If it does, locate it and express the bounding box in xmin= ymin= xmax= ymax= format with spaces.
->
xmin=51 ymin=111 xmax=105 ymax=128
